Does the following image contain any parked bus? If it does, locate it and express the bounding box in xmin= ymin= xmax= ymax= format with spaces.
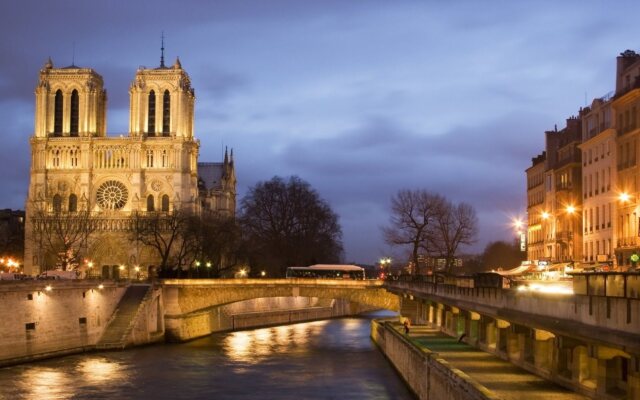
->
xmin=286 ymin=264 xmax=366 ymax=280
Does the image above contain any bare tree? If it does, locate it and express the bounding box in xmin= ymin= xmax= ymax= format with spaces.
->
xmin=382 ymin=190 xmax=446 ymax=274
xmin=188 ymin=214 xmax=245 ymax=277
xmin=240 ymin=176 xmax=343 ymax=277
xmin=30 ymin=203 xmax=96 ymax=271
xmin=430 ymin=201 xmax=478 ymax=272
xmin=131 ymin=209 xmax=194 ymax=277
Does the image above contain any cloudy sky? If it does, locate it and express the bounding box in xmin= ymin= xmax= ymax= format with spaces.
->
xmin=2 ymin=0 xmax=640 ymax=264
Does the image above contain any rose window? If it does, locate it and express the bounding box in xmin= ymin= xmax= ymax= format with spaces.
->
xmin=96 ymin=180 xmax=128 ymax=210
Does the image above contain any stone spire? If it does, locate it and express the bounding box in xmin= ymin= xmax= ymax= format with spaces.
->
xmin=160 ymin=32 xmax=165 ymax=68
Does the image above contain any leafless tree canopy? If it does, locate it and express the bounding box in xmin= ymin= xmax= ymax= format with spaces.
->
xmin=240 ymin=176 xmax=343 ymax=276
xmin=31 ymin=204 xmax=97 ymax=271
xmin=131 ymin=209 xmax=194 ymax=275
xmin=382 ymin=190 xmax=446 ymax=273
xmin=186 ymin=213 xmax=245 ymax=277
xmin=382 ymin=189 xmax=478 ymax=273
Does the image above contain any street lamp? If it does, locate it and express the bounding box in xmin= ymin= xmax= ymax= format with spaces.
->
xmin=541 ymin=211 xmax=550 ymax=220
xmin=619 ymin=192 xmax=631 ymax=203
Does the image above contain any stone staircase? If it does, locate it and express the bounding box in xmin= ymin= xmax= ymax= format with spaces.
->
xmin=96 ymin=284 xmax=151 ymax=350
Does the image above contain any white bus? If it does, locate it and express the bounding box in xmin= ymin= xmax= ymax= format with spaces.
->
xmin=286 ymin=264 xmax=366 ymax=280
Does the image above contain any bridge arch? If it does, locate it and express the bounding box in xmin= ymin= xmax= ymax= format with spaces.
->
xmin=160 ymin=279 xmax=399 ymax=341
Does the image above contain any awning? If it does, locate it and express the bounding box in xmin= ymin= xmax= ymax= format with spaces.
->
xmin=495 ymin=265 xmax=531 ymax=276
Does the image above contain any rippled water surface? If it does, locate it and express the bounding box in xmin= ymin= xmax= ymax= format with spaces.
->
xmin=0 ymin=311 xmax=414 ymax=399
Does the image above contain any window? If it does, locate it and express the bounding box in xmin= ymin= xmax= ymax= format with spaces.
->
xmin=53 ymin=194 xmax=62 ymax=212
xmin=71 ymin=149 xmax=79 ymax=167
xmin=146 ymin=149 xmax=154 ymax=168
xmin=147 ymin=195 xmax=155 ymax=212
xmin=54 ymin=90 xmax=63 ymax=134
xmin=162 ymin=90 xmax=170 ymax=135
xmin=148 ymin=90 xmax=156 ymax=135
xmin=161 ymin=195 xmax=169 ymax=212
xmin=79 ymin=317 xmax=87 ymax=325
xmin=70 ymin=90 xmax=79 ymax=135
xmin=161 ymin=150 xmax=168 ymax=167
xmin=25 ymin=323 xmax=36 ymax=331
xmin=69 ymin=194 xmax=77 ymax=212
xmin=53 ymin=149 xmax=60 ymax=167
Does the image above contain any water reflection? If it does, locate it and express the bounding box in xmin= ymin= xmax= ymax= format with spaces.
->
xmin=77 ymin=357 xmax=125 ymax=384
xmin=0 ymin=312 xmax=413 ymax=400
xmin=18 ymin=367 xmax=72 ymax=400
xmin=225 ymin=321 xmax=331 ymax=363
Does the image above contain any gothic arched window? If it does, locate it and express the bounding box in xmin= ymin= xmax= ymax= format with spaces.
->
xmin=53 ymin=194 xmax=62 ymax=213
xmin=147 ymin=195 xmax=155 ymax=212
xmin=162 ymin=90 xmax=170 ymax=136
xmin=70 ymin=90 xmax=79 ymax=135
xmin=54 ymin=90 xmax=63 ymax=135
xmin=146 ymin=149 xmax=154 ymax=168
xmin=148 ymin=90 xmax=156 ymax=135
xmin=161 ymin=195 xmax=169 ymax=212
xmin=68 ymin=194 xmax=77 ymax=212
xmin=161 ymin=150 xmax=168 ymax=167
xmin=53 ymin=149 xmax=60 ymax=167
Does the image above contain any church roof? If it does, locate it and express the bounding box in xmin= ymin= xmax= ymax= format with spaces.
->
xmin=198 ymin=162 xmax=225 ymax=190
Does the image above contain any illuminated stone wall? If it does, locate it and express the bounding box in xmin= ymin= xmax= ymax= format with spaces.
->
xmin=0 ymin=281 xmax=126 ymax=366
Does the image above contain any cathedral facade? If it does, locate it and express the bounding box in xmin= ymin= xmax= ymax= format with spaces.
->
xmin=24 ymin=57 xmax=235 ymax=276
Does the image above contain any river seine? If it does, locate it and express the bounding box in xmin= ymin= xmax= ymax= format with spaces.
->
xmin=0 ymin=311 xmax=414 ymax=399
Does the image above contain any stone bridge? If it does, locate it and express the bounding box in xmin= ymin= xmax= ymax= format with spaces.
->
xmin=161 ymin=278 xmax=399 ymax=341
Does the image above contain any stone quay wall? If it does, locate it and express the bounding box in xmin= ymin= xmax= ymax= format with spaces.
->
xmin=0 ymin=280 xmax=127 ymax=366
xmin=371 ymin=319 xmax=496 ymax=400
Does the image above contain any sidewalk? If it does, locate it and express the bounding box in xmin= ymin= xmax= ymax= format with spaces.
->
xmin=398 ymin=324 xmax=589 ymax=400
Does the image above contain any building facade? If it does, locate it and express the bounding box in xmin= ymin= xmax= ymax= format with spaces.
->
xmin=612 ymin=50 xmax=640 ymax=268
xmin=526 ymin=152 xmax=546 ymax=261
xmin=579 ymin=96 xmax=616 ymax=266
xmin=541 ymin=117 xmax=584 ymax=263
xmin=526 ymin=49 xmax=640 ymax=270
xmin=24 ymin=57 xmax=235 ymax=276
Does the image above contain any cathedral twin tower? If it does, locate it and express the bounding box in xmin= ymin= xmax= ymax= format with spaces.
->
xmin=25 ymin=57 xmax=236 ymax=276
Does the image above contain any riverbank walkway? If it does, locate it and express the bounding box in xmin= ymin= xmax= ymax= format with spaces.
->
xmin=394 ymin=323 xmax=589 ymax=400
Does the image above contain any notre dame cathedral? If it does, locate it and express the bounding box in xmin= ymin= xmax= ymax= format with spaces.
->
xmin=24 ymin=54 xmax=236 ymax=276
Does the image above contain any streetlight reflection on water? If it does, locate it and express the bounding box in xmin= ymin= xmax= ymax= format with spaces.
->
xmin=224 ymin=320 xmax=329 ymax=363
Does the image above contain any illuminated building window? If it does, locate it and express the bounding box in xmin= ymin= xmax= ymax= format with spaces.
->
xmin=146 ymin=149 xmax=154 ymax=168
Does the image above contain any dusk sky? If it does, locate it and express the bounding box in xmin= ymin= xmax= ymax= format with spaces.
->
xmin=2 ymin=1 xmax=640 ymax=264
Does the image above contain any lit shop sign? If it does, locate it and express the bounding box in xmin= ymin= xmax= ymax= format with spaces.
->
xmin=520 ymin=233 xmax=526 ymax=252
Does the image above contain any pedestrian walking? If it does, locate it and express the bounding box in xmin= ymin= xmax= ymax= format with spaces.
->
xmin=403 ymin=319 xmax=411 ymax=335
